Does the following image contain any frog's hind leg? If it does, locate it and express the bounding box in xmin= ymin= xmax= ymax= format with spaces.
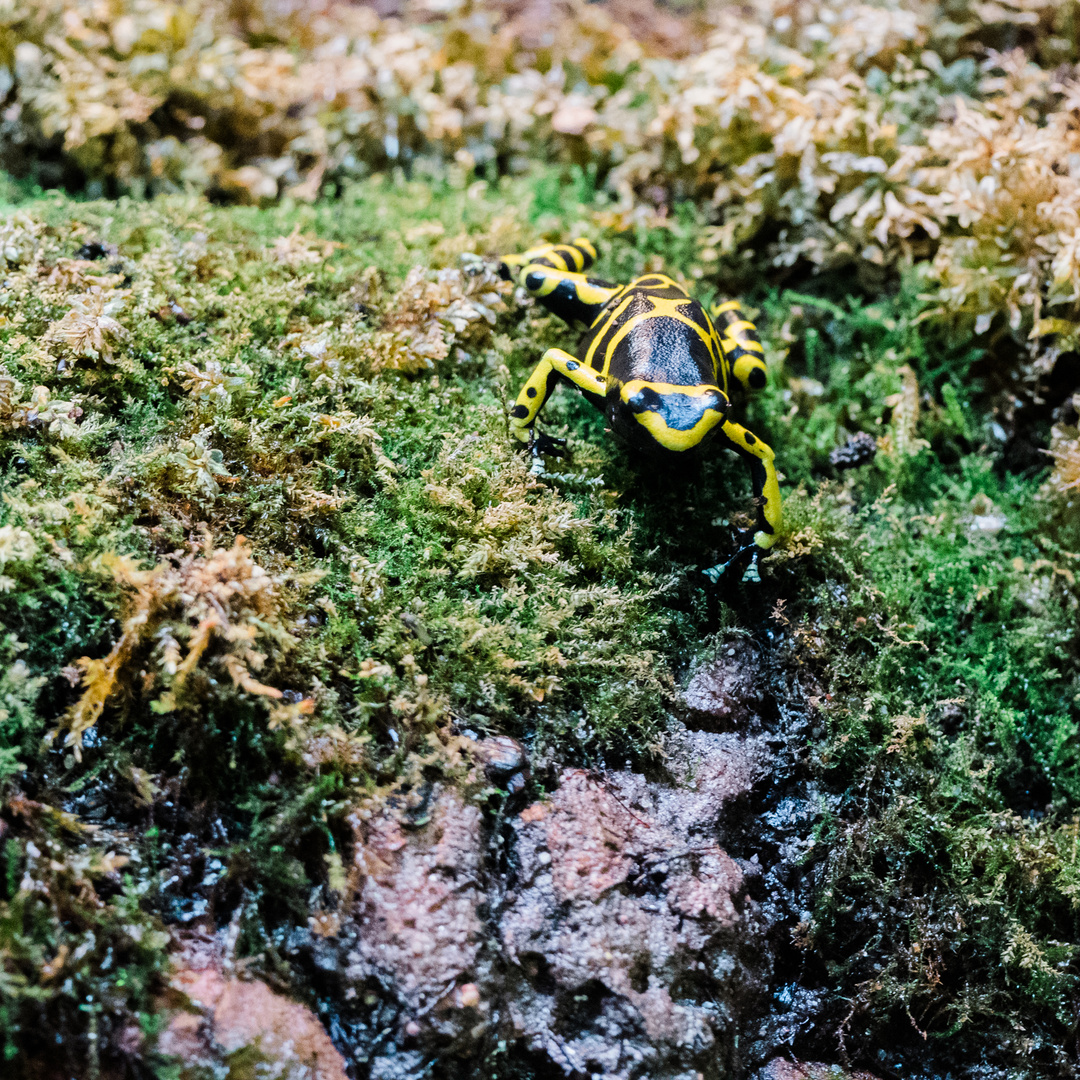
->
xmin=711 ymin=299 xmax=768 ymax=393
xmin=704 ymin=417 xmax=782 ymax=583
xmin=500 ymin=237 xmax=598 ymax=277
xmin=510 ymin=347 xmax=607 ymax=454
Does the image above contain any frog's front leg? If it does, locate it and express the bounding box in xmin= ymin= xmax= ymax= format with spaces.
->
xmin=514 ymin=265 xmax=624 ymax=329
xmin=704 ymin=418 xmax=782 ymax=583
xmin=499 ymin=239 xmax=624 ymax=327
xmin=510 ymin=347 xmax=607 ymax=454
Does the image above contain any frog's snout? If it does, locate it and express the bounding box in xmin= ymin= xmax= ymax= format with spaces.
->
xmin=620 ymin=382 xmax=729 ymax=453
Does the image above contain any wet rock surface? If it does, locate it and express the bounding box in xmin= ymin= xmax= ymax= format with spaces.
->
xmin=191 ymin=643 xmax=846 ymax=1079
xmin=682 ymin=639 xmax=765 ymax=730
xmin=756 ymin=1060 xmax=884 ymax=1080
xmin=343 ymin=783 xmax=491 ymax=1053
xmin=161 ymin=930 xmax=350 ymax=1079
xmin=472 ymin=733 xmax=530 ymax=793
xmin=318 ymin=692 xmax=790 ymax=1078
xmin=498 ymin=761 xmax=763 ymax=1079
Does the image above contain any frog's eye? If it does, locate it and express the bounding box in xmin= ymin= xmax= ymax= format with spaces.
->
xmin=627 ymin=386 xmax=662 ymax=411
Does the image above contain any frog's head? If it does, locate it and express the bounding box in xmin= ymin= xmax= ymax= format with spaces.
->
xmin=614 ymin=380 xmax=730 ymax=454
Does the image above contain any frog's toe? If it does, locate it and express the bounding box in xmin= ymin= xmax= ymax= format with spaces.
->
xmin=529 ymin=430 xmax=569 ymax=459
xmin=741 ymin=551 xmax=762 ymax=583
xmin=701 ymin=562 xmax=726 ymax=584
xmin=702 ymin=543 xmax=761 ymax=585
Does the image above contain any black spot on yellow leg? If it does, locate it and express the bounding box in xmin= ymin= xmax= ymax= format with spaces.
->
xmin=717 ymin=419 xmax=781 ymax=550
xmin=745 ymin=365 xmax=767 ymax=390
xmin=510 ymin=357 xmax=560 ymax=443
xmin=510 ymin=348 xmax=607 ymax=444
xmin=552 ymin=350 xmax=606 ymax=396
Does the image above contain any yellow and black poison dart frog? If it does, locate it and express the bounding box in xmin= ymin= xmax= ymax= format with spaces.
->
xmin=499 ymin=238 xmax=781 ymax=582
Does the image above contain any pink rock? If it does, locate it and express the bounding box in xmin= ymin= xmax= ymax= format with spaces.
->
xmin=683 ymin=639 xmax=763 ymax=728
xmin=161 ymin=931 xmax=348 ymax=1080
xmin=760 ymin=1059 xmax=885 ymax=1080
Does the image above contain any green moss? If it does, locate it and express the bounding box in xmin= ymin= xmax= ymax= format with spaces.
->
xmin=768 ymin=455 xmax=1080 ymax=1064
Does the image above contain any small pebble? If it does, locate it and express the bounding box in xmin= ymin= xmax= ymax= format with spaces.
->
xmin=476 ymin=735 xmax=527 ymax=780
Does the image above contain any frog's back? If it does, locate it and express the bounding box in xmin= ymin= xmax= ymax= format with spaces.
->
xmin=579 ymin=275 xmax=725 ymax=394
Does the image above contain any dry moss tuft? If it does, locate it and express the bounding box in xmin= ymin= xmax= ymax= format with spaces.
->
xmin=1046 ymin=395 xmax=1080 ymax=504
xmin=54 ymin=536 xmax=307 ymax=756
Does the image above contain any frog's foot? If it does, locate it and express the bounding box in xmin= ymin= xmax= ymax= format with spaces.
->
xmin=528 ymin=428 xmax=569 ymax=459
xmin=702 ymin=542 xmax=761 ymax=585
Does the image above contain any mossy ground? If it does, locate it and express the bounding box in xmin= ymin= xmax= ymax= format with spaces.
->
xmin=0 ymin=168 xmax=1079 ymax=1078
